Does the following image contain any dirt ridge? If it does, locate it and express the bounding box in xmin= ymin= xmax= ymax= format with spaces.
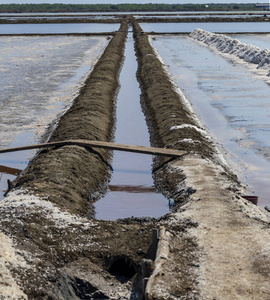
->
xmin=9 ymin=20 xmax=128 ymax=217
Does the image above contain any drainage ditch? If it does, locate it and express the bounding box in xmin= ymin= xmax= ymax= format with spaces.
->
xmin=94 ymin=30 xmax=169 ymax=220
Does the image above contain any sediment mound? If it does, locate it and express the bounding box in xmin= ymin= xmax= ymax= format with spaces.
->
xmin=190 ymin=28 xmax=270 ymax=75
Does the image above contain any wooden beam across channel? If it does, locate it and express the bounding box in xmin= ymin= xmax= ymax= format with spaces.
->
xmin=0 ymin=139 xmax=187 ymax=158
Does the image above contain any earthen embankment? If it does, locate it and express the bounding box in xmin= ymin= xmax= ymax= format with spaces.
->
xmin=132 ymin=20 xmax=232 ymax=201
xmin=10 ymin=20 xmax=128 ymax=217
xmin=132 ymin=19 xmax=270 ymax=300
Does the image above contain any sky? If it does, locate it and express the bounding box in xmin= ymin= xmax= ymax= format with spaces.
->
xmin=0 ymin=0 xmax=267 ymax=4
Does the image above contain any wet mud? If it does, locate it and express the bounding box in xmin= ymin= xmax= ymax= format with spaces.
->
xmin=0 ymin=18 xmax=201 ymax=299
xmin=0 ymin=17 xmax=269 ymax=300
xmin=132 ymin=21 xmax=237 ymax=198
xmin=9 ymin=21 xmax=128 ymax=217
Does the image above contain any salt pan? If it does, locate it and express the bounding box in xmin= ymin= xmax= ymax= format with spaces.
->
xmin=190 ymin=28 xmax=270 ymax=75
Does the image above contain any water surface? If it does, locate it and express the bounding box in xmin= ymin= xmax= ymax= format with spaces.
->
xmin=141 ymin=22 xmax=270 ymax=33
xmin=229 ymin=33 xmax=270 ymax=49
xmin=0 ymin=23 xmax=119 ymax=34
xmin=94 ymin=33 xmax=169 ymax=220
xmin=0 ymin=35 xmax=108 ymax=200
xmin=151 ymin=35 xmax=270 ymax=206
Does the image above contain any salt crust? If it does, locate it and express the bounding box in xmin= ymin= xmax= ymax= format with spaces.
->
xmin=170 ymin=124 xmax=208 ymax=136
xmin=0 ymin=190 xmax=99 ymax=299
xmin=0 ymin=232 xmax=28 ymax=300
xmin=1 ymin=189 xmax=96 ymax=229
xmin=190 ymin=28 xmax=270 ymax=75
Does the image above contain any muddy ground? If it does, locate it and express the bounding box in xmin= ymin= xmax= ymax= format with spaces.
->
xmin=0 ymin=18 xmax=269 ymax=300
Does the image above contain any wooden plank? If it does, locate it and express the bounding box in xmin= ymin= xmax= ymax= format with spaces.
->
xmin=0 ymin=139 xmax=187 ymax=158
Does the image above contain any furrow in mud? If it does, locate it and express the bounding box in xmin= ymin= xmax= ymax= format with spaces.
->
xmin=8 ymin=20 xmax=128 ymax=217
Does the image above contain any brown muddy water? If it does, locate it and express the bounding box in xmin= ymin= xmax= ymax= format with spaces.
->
xmin=94 ymin=33 xmax=169 ymax=220
xmin=151 ymin=34 xmax=270 ymax=207
xmin=0 ymin=35 xmax=109 ymax=200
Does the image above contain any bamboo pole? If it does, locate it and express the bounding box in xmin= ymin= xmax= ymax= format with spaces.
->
xmin=0 ymin=139 xmax=187 ymax=158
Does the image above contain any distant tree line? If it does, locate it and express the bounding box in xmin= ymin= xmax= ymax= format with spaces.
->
xmin=0 ymin=3 xmax=261 ymax=13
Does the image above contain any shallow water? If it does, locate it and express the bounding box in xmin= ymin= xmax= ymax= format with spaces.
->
xmin=141 ymin=22 xmax=270 ymax=33
xmin=0 ymin=23 xmax=119 ymax=34
xmin=151 ymin=35 xmax=270 ymax=206
xmin=230 ymin=33 xmax=270 ymax=50
xmin=0 ymin=35 xmax=108 ymax=200
xmin=94 ymin=33 xmax=169 ymax=220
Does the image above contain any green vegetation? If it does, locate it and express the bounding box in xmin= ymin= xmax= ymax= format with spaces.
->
xmin=0 ymin=3 xmax=263 ymax=14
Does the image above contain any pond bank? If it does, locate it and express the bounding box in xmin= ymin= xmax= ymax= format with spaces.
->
xmin=132 ymin=19 xmax=270 ymax=299
xmin=8 ymin=21 xmax=127 ymax=217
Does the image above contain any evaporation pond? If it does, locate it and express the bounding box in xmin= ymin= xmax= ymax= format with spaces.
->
xmin=0 ymin=35 xmax=109 ymax=200
xmin=151 ymin=34 xmax=270 ymax=207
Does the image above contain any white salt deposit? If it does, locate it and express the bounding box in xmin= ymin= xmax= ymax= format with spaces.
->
xmin=0 ymin=232 xmax=28 ymax=299
xmin=190 ymin=28 xmax=270 ymax=75
xmin=170 ymin=124 xmax=208 ymax=136
xmin=1 ymin=189 xmax=96 ymax=229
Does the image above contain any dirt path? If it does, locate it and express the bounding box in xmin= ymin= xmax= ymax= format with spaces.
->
xmin=172 ymin=156 xmax=269 ymax=299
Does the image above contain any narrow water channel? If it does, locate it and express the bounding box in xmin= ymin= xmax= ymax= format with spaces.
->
xmin=94 ymin=33 xmax=170 ymax=220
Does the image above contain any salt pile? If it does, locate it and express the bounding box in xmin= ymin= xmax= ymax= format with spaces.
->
xmin=190 ymin=28 xmax=270 ymax=75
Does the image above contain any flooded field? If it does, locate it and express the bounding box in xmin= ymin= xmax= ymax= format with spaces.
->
xmin=0 ymin=35 xmax=108 ymax=199
xmin=151 ymin=34 xmax=270 ymax=206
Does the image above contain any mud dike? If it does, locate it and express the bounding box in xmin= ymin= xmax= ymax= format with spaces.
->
xmin=0 ymin=19 xmax=269 ymax=300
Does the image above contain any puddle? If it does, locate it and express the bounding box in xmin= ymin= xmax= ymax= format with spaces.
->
xmin=94 ymin=33 xmax=169 ymax=220
xmin=151 ymin=35 xmax=270 ymax=206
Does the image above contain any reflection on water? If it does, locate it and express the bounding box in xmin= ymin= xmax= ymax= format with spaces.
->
xmin=109 ymin=185 xmax=156 ymax=193
xmin=151 ymin=35 xmax=270 ymax=206
xmin=94 ymin=33 xmax=169 ymax=220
